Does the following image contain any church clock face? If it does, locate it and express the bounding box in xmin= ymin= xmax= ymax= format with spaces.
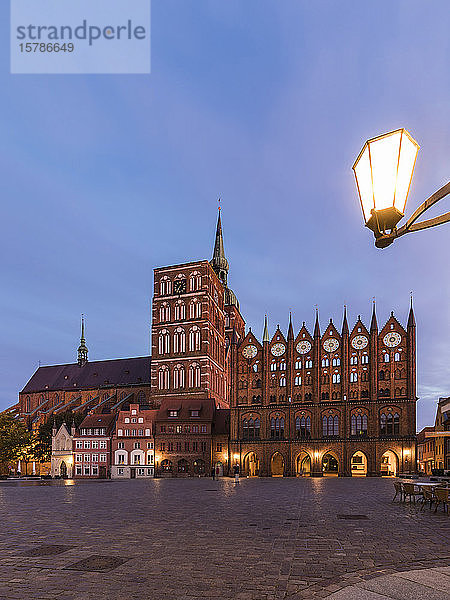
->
xmin=351 ymin=335 xmax=368 ymax=350
xmin=383 ymin=332 xmax=401 ymax=348
xmin=174 ymin=280 xmax=186 ymax=294
xmin=242 ymin=345 xmax=257 ymax=359
xmin=323 ymin=337 xmax=339 ymax=353
xmin=296 ymin=340 xmax=311 ymax=354
xmin=271 ymin=343 xmax=286 ymax=357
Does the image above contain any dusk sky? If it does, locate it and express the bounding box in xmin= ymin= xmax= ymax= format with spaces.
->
xmin=1 ymin=1 xmax=449 ymax=430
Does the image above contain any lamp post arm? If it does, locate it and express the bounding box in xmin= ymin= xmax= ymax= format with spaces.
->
xmin=397 ymin=181 xmax=450 ymax=236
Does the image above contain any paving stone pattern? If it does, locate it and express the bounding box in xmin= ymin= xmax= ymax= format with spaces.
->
xmin=0 ymin=477 xmax=448 ymax=599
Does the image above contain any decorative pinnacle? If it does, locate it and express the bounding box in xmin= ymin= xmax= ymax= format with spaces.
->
xmin=263 ymin=314 xmax=270 ymax=342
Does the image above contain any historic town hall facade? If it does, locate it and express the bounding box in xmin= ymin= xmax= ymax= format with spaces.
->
xmin=18 ymin=212 xmax=417 ymax=477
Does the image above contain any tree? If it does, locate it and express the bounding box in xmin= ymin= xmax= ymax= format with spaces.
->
xmin=0 ymin=412 xmax=32 ymax=473
xmin=33 ymin=411 xmax=85 ymax=462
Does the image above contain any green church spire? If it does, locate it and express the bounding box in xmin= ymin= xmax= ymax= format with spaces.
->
xmin=77 ymin=314 xmax=88 ymax=366
xmin=210 ymin=204 xmax=229 ymax=286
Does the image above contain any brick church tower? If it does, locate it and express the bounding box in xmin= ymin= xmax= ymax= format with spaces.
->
xmin=149 ymin=210 xmax=244 ymax=409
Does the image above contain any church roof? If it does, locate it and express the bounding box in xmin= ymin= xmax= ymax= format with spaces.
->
xmin=21 ymin=357 xmax=151 ymax=394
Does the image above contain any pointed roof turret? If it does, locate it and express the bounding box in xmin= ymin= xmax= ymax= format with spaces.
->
xmin=287 ymin=312 xmax=294 ymax=340
xmin=263 ymin=315 xmax=270 ymax=342
xmin=210 ymin=205 xmax=229 ymax=287
xmin=408 ymin=293 xmax=416 ymax=328
xmin=77 ymin=314 xmax=88 ymax=367
xmin=314 ymin=307 xmax=320 ymax=338
xmin=370 ymin=299 xmax=378 ymax=332
xmin=342 ymin=305 xmax=349 ymax=335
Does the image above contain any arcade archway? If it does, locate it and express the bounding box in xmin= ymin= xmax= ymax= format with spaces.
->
xmin=381 ymin=450 xmax=398 ymax=476
xmin=322 ymin=453 xmax=339 ymax=476
xmin=351 ymin=451 xmax=367 ymax=476
xmin=270 ymin=452 xmax=284 ymax=477
xmin=296 ymin=452 xmax=311 ymax=476
xmin=243 ymin=452 xmax=259 ymax=477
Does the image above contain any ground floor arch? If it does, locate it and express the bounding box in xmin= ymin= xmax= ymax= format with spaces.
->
xmin=381 ymin=450 xmax=398 ymax=476
xmin=59 ymin=461 xmax=67 ymax=478
xmin=270 ymin=452 xmax=285 ymax=477
xmin=322 ymin=452 xmax=339 ymax=476
xmin=350 ymin=451 xmax=367 ymax=476
xmin=214 ymin=462 xmax=223 ymax=477
xmin=243 ymin=452 xmax=259 ymax=477
xmin=296 ymin=451 xmax=311 ymax=476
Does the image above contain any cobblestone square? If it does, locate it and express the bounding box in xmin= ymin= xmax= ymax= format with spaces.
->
xmin=0 ymin=477 xmax=449 ymax=599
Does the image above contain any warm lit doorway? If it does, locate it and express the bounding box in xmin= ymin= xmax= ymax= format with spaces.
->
xmin=351 ymin=451 xmax=367 ymax=476
xmin=381 ymin=450 xmax=398 ymax=476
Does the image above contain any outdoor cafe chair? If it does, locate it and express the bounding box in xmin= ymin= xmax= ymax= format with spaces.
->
xmin=434 ymin=487 xmax=449 ymax=513
xmin=393 ymin=481 xmax=403 ymax=502
xmin=402 ymin=482 xmax=422 ymax=503
xmin=420 ymin=486 xmax=434 ymax=511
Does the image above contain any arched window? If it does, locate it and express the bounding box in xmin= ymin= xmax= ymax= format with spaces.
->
xmin=189 ymin=299 xmax=202 ymax=319
xmin=254 ymin=418 xmax=260 ymax=438
xmin=321 ymin=358 xmax=329 ymax=367
xmin=351 ymin=413 xmax=368 ymax=436
xmin=332 ymin=357 xmax=341 ymax=366
xmin=173 ymin=327 xmax=186 ymax=353
xmin=379 ymin=370 xmax=385 ymax=381
xmin=295 ymin=374 xmax=302 ymax=386
xmin=174 ymin=300 xmax=186 ymax=321
xmin=252 ymin=361 xmax=259 ymax=373
xmin=158 ymin=330 xmax=170 ymax=354
xmin=279 ymin=361 xmax=286 ymax=371
xmin=350 ymin=356 xmax=358 ymax=365
xmin=189 ymin=272 xmax=202 ymax=291
xmin=158 ymin=367 xmax=170 ymax=390
xmin=160 ymin=276 xmax=171 ymax=296
xmin=394 ymin=352 xmax=400 ymax=361
xmin=137 ymin=391 xmax=146 ymax=403
xmin=159 ymin=302 xmax=170 ymax=322
xmin=254 ymin=379 xmax=261 ymax=388
xmin=296 ymin=415 xmax=311 ymax=438
xmin=350 ymin=372 xmax=358 ymax=383
xmin=270 ymin=361 xmax=277 ymax=371
xmin=304 ymin=392 xmax=312 ymax=401
xmin=25 ymin=396 xmax=31 ymax=413
xmin=384 ymin=353 xmax=390 ymax=362
xmin=173 ymin=365 xmax=185 ymax=389
xmin=393 ymin=413 xmax=400 ymax=434
xmin=189 ymin=327 xmax=201 ymax=351
xmin=381 ymin=412 xmax=386 ymax=433
xmin=305 ymin=359 xmax=313 ymax=368
xmin=188 ymin=364 xmax=201 ymax=388
xmin=251 ymin=395 xmax=261 ymax=404
xmin=323 ymin=414 xmax=339 ymax=437
xmin=270 ymin=417 xmax=285 ymax=438
xmin=332 ymin=373 xmax=341 ymax=384
xmin=295 ymin=359 xmax=302 ymax=369
xmin=361 ymin=354 xmax=369 ymax=364
xmin=279 ymin=376 xmax=286 ymax=387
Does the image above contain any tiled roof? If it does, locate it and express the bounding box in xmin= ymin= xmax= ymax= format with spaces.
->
xmin=21 ymin=357 xmax=151 ymax=394
xmin=78 ymin=413 xmax=116 ymax=431
xmin=156 ymin=398 xmax=215 ymax=422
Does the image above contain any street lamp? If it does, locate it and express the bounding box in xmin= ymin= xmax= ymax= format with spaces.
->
xmin=353 ymin=128 xmax=450 ymax=248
